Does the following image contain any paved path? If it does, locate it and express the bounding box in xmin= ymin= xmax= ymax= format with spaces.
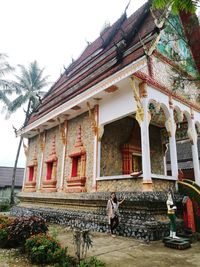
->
xmin=54 ymin=226 xmax=200 ymax=267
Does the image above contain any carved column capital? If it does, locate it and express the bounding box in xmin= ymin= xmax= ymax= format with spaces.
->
xmin=129 ymin=78 xmax=144 ymax=125
xmin=59 ymin=120 xmax=68 ymax=145
xmin=169 ymin=95 xmax=173 ymax=109
xmin=139 ymin=82 xmax=148 ymax=98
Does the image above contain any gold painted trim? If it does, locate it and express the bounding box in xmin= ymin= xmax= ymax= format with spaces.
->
xmin=178 ymin=181 xmax=200 ymax=195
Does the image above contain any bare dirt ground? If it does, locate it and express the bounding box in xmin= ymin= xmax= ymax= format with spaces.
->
xmin=0 ymin=224 xmax=200 ymax=267
xmin=54 ymin=225 xmax=200 ymax=267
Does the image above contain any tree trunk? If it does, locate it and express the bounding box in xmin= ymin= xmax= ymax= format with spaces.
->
xmin=10 ymin=136 xmax=23 ymax=205
xmin=10 ymin=100 xmax=31 ymax=206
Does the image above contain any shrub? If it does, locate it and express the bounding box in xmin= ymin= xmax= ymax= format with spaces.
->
xmin=0 ymin=228 xmax=8 ymax=248
xmin=78 ymin=257 xmax=106 ymax=267
xmin=73 ymin=229 xmax=93 ymax=262
xmin=0 ymin=216 xmax=48 ymax=248
xmin=0 ymin=215 xmax=14 ymax=228
xmin=25 ymin=233 xmax=71 ymax=266
xmin=0 ymin=215 xmax=14 ymax=248
xmin=7 ymin=216 xmax=48 ymax=246
xmin=0 ymin=202 xmax=10 ymax=212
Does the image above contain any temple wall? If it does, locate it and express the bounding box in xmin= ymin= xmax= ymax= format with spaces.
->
xmin=25 ymin=114 xmax=165 ymax=193
xmin=100 ymin=117 xmax=134 ymax=176
xmin=25 ymin=136 xmax=39 ymax=184
xmin=153 ymin=179 xmax=175 ymax=191
xmin=64 ymin=112 xmax=94 ymax=192
xmin=26 ymin=136 xmax=38 ymax=166
xmin=140 ymin=56 xmax=198 ymax=104
xmin=97 ymin=179 xmax=143 ymax=192
xmin=41 ymin=126 xmax=63 ymax=187
xmin=97 ymin=178 xmax=175 ymax=192
xmin=149 ymin=125 xmax=164 ymax=174
xmin=24 ymin=112 xmax=94 ymax=192
xmin=152 ymin=56 xmax=198 ymax=102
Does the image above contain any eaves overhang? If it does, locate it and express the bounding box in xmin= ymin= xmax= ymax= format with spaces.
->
xmin=17 ymin=56 xmax=147 ymax=138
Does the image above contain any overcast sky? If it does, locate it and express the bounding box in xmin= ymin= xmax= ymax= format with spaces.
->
xmin=0 ymin=0 xmax=146 ymax=167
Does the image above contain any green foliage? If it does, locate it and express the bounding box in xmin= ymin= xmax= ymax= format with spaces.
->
xmin=6 ymin=61 xmax=49 ymax=206
xmin=7 ymin=60 xmax=49 ymax=120
xmin=25 ymin=233 xmax=71 ymax=266
xmin=0 ymin=215 xmax=14 ymax=226
xmin=50 ymin=224 xmax=59 ymax=240
xmin=0 ymin=202 xmax=10 ymax=212
xmin=73 ymin=229 xmax=93 ymax=262
xmin=78 ymin=257 xmax=106 ymax=267
xmin=156 ymin=9 xmax=200 ymax=91
xmin=6 ymin=216 xmax=48 ymax=246
xmin=0 ymin=228 xmax=8 ymax=248
xmin=0 ymin=53 xmax=14 ymax=101
xmin=0 ymin=216 xmax=48 ymax=248
xmin=151 ymin=0 xmax=198 ymax=14
xmin=0 ymin=215 xmax=14 ymax=248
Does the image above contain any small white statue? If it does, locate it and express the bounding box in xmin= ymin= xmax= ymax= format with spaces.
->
xmin=166 ymin=189 xmax=179 ymax=239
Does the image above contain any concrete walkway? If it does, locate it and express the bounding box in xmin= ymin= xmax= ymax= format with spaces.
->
xmin=53 ymin=226 xmax=200 ymax=267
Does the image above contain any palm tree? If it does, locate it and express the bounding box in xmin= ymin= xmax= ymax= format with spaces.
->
xmin=0 ymin=53 xmax=15 ymax=105
xmin=8 ymin=61 xmax=49 ymax=205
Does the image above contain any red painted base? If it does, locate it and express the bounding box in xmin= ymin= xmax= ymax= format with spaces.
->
xmin=65 ymin=186 xmax=86 ymax=193
xmin=66 ymin=177 xmax=86 ymax=187
xmin=24 ymin=181 xmax=36 ymax=192
xmin=41 ymin=180 xmax=57 ymax=192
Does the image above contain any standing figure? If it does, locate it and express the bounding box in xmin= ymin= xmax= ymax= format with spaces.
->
xmin=166 ymin=189 xmax=179 ymax=239
xmin=106 ymin=192 xmax=125 ymax=237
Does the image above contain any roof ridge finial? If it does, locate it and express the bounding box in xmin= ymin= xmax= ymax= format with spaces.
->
xmin=124 ymin=0 xmax=131 ymax=15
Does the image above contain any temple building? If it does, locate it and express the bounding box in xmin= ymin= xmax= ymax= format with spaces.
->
xmin=14 ymin=3 xmax=200 ymax=239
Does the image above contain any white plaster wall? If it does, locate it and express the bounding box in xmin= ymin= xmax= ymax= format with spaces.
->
xmin=99 ymin=85 xmax=137 ymax=125
xmin=194 ymin=112 xmax=200 ymax=123
xmin=147 ymin=86 xmax=169 ymax=108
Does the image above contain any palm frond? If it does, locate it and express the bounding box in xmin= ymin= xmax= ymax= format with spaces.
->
xmin=0 ymin=91 xmax=11 ymax=106
xmin=0 ymin=54 xmax=14 ymax=77
xmin=7 ymin=93 xmax=29 ymax=113
xmin=7 ymin=60 xmax=49 ymax=119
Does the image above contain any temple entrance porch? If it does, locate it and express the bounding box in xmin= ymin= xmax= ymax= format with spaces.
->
xmin=97 ymin=112 xmax=175 ymax=192
xmin=95 ymin=78 xmax=200 ymax=192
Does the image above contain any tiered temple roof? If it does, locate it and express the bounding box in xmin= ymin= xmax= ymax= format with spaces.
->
xmin=27 ymin=2 xmax=200 ymax=126
xmin=29 ymin=3 xmax=157 ymax=124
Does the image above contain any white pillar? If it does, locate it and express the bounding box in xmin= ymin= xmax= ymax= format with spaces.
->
xmin=92 ymin=138 xmax=98 ymax=190
xmin=168 ymin=108 xmax=178 ymax=179
xmin=140 ymin=97 xmax=152 ymax=190
xmin=37 ymin=153 xmax=44 ymax=191
xmin=37 ymin=132 xmax=46 ymax=191
xmin=59 ymin=144 xmax=66 ymax=191
xmin=58 ymin=121 xmax=68 ymax=191
xmin=190 ymin=119 xmax=200 ymax=185
xmin=92 ymin=105 xmax=99 ymax=191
